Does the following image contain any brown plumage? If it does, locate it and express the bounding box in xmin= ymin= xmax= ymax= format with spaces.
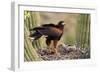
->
xmin=29 ymin=21 xmax=65 ymax=55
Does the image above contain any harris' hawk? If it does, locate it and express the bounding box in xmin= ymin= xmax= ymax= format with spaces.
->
xmin=29 ymin=21 xmax=65 ymax=55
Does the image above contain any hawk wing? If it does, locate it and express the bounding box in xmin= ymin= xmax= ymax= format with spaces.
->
xmin=33 ymin=26 xmax=62 ymax=37
xmin=42 ymin=23 xmax=56 ymax=27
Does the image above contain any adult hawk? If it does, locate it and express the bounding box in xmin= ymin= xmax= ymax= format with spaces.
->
xmin=29 ymin=21 xmax=65 ymax=55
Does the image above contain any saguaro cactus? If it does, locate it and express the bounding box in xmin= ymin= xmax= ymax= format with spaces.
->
xmin=76 ymin=14 xmax=90 ymax=50
xmin=24 ymin=11 xmax=43 ymax=61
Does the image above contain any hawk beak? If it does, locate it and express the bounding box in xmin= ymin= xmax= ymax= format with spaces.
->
xmin=62 ymin=22 xmax=66 ymax=25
